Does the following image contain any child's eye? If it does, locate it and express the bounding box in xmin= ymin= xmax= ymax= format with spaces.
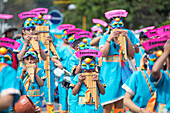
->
xmin=90 ymin=64 xmax=95 ymax=67
xmin=113 ymin=23 xmax=117 ymax=26
xmin=82 ymin=64 xmax=86 ymax=67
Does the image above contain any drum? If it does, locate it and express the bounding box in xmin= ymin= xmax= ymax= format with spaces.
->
xmin=14 ymin=95 xmax=35 ymax=113
xmin=61 ymin=76 xmax=71 ymax=90
xmin=53 ymin=68 xmax=64 ymax=78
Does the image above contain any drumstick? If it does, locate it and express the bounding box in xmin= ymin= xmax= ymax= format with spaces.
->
xmin=54 ymin=63 xmax=71 ymax=76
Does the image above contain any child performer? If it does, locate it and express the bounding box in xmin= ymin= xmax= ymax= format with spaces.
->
xmin=122 ymin=46 xmax=163 ymax=112
xmin=151 ymin=39 xmax=170 ymax=112
xmin=100 ymin=9 xmax=136 ymax=113
xmin=68 ymin=33 xmax=91 ymax=113
xmin=14 ymin=18 xmax=47 ymax=67
xmin=71 ymin=49 xmax=106 ymax=113
xmin=19 ymin=48 xmax=46 ymax=112
xmin=0 ymin=47 xmax=20 ymax=112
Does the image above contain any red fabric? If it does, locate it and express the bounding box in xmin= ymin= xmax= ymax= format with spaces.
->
xmin=11 ymin=53 xmax=18 ymax=70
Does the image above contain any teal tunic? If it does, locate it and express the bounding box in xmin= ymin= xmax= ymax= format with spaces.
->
xmin=134 ymin=46 xmax=145 ymax=68
xmin=0 ymin=64 xmax=20 ymax=113
xmin=99 ymin=30 xmax=137 ymax=106
xmin=68 ymin=54 xmax=80 ymax=113
xmin=70 ymin=73 xmax=106 ymax=113
xmin=58 ymin=45 xmax=75 ymax=111
xmin=150 ymin=70 xmax=170 ymax=112
xmin=122 ymin=70 xmax=156 ymax=108
xmin=18 ymin=67 xmax=46 ymax=107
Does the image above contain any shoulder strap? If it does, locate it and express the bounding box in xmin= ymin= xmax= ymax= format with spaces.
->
xmin=165 ymin=71 xmax=170 ymax=77
xmin=139 ymin=48 xmax=143 ymax=56
xmin=0 ymin=63 xmax=8 ymax=72
xmin=141 ymin=70 xmax=154 ymax=96
xmin=66 ymin=45 xmax=74 ymax=56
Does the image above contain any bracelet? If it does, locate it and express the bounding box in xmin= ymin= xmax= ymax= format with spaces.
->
xmin=139 ymin=108 xmax=143 ymax=113
xmin=106 ymin=40 xmax=111 ymax=43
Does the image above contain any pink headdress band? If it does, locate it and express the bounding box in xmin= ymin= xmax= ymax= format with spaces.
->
xmin=136 ymin=26 xmax=155 ymax=34
xmin=0 ymin=14 xmax=13 ymax=19
xmin=30 ymin=8 xmax=48 ymax=14
xmin=104 ymin=9 xmax=128 ymax=20
xmin=75 ymin=49 xmax=103 ymax=58
xmin=75 ymin=31 xmax=93 ymax=40
xmin=92 ymin=19 xmax=108 ymax=27
xmin=57 ymin=24 xmax=76 ymax=31
xmin=142 ymin=37 xmax=170 ymax=51
xmin=65 ymin=28 xmax=83 ymax=35
xmin=18 ymin=11 xmax=39 ymax=19
xmin=0 ymin=37 xmax=21 ymax=49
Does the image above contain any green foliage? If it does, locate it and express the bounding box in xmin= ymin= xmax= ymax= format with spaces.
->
xmin=62 ymin=0 xmax=170 ymax=30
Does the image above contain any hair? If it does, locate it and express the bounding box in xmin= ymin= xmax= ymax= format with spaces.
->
xmin=139 ymin=32 xmax=148 ymax=39
xmin=73 ymin=38 xmax=84 ymax=48
xmin=81 ymin=56 xmax=95 ymax=62
xmin=145 ymin=46 xmax=163 ymax=54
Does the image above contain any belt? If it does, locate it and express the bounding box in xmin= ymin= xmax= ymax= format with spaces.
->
xmin=103 ymin=55 xmax=125 ymax=62
xmin=79 ymin=96 xmax=100 ymax=105
xmin=27 ymin=89 xmax=41 ymax=97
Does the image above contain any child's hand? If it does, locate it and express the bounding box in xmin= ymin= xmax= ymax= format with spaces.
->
xmin=33 ymin=35 xmax=39 ymax=41
xmin=24 ymin=35 xmax=31 ymax=43
xmin=92 ymin=74 xmax=99 ymax=83
xmin=121 ymin=30 xmax=128 ymax=38
xmin=46 ymin=36 xmax=52 ymax=41
xmin=22 ymin=66 xmax=27 ymax=74
xmin=57 ymin=62 xmax=63 ymax=69
xmin=33 ymin=64 xmax=37 ymax=73
xmin=164 ymin=39 xmax=170 ymax=54
xmin=78 ymin=74 xmax=86 ymax=83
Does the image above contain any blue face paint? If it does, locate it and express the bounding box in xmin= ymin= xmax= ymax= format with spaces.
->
xmin=0 ymin=53 xmax=12 ymax=65
xmin=62 ymin=34 xmax=68 ymax=39
xmin=68 ymin=36 xmax=75 ymax=47
xmin=78 ymin=38 xmax=90 ymax=50
xmin=110 ymin=18 xmax=124 ymax=29
xmin=148 ymin=50 xmax=163 ymax=70
xmin=81 ymin=59 xmax=95 ymax=70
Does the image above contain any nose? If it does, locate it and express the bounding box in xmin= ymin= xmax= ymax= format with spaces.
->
xmin=86 ymin=65 xmax=90 ymax=70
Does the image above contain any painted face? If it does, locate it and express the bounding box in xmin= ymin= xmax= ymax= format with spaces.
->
xmin=78 ymin=38 xmax=90 ymax=50
xmin=81 ymin=58 xmax=95 ymax=71
xmin=0 ymin=47 xmax=12 ymax=65
xmin=24 ymin=55 xmax=37 ymax=64
xmin=68 ymin=35 xmax=75 ymax=47
xmin=62 ymin=30 xmax=68 ymax=39
xmin=110 ymin=18 xmax=124 ymax=29
xmin=148 ymin=50 xmax=163 ymax=70
xmin=24 ymin=18 xmax=36 ymax=30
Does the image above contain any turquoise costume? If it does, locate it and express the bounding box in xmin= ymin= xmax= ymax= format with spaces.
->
xmin=99 ymin=31 xmax=138 ymax=106
xmin=122 ymin=70 xmax=156 ymax=109
xmin=18 ymin=67 xmax=46 ymax=107
xmin=14 ymin=35 xmax=48 ymax=70
xmin=68 ymin=54 xmax=80 ymax=113
xmin=0 ymin=64 xmax=20 ymax=113
xmin=70 ymin=73 xmax=106 ymax=113
xmin=150 ymin=70 xmax=170 ymax=112
xmin=58 ymin=45 xmax=75 ymax=111
xmin=134 ymin=46 xmax=145 ymax=68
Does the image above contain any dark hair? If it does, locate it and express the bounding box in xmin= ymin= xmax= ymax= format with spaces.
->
xmin=81 ymin=56 xmax=95 ymax=62
xmin=139 ymin=32 xmax=148 ymax=39
xmin=73 ymin=38 xmax=84 ymax=48
xmin=145 ymin=47 xmax=163 ymax=54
